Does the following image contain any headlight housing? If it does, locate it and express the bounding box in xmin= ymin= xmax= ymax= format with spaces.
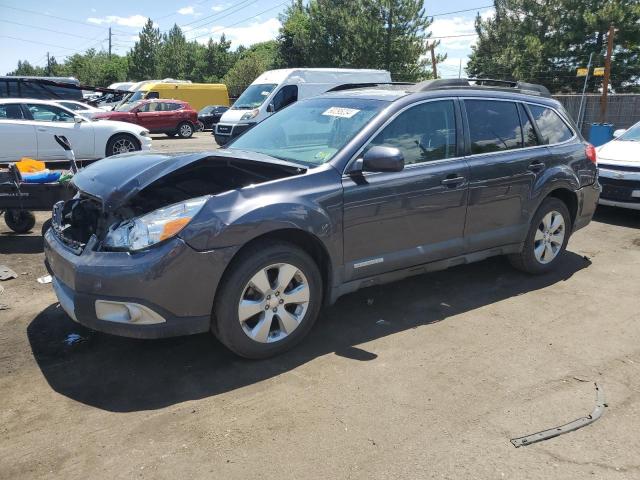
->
xmin=240 ymin=109 xmax=259 ymax=121
xmin=139 ymin=130 xmax=149 ymax=137
xmin=103 ymin=196 xmax=210 ymax=251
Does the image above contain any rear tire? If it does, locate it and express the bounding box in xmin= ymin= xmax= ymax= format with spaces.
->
xmin=41 ymin=218 xmax=52 ymax=236
xmin=509 ymin=197 xmax=571 ymax=274
xmin=106 ymin=133 xmax=140 ymax=157
xmin=213 ymin=241 xmax=323 ymax=359
xmin=177 ymin=122 xmax=194 ymax=139
xmin=4 ymin=209 xmax=36 ymax=233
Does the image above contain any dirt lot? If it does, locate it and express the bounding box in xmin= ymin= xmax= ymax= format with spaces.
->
xmin=1 ymin=141 xmax=639 ymax=479
xmin=149 ymin=131 xmax=218 ymax=153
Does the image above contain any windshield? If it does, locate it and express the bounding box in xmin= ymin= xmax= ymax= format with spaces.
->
xmin=200 ymin=106 xmax=214 ymax=114
xmin=232 ymin=84 xmax=277 ymax=109
xmin=116 ymin=100 xmax=143 ymax=112
xmin=228 ymin=97 xmax=387 ymax=167
xmin=618 ymin=123 xmax=640 ymax=142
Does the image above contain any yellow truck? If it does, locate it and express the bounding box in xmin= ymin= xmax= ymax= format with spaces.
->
xmin=124 ymin=82 xmax=229 ymax=110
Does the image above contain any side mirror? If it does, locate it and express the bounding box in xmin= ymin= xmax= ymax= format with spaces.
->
xmin=360 ymin=146 xmax=404 ymax=173
xmin=613 ymin=128 xmax=626 ymax=138
xmin=267 ymin=103 xmax=275 ymax=113
xmin=73 ymin=115 xmax=84 ymax=124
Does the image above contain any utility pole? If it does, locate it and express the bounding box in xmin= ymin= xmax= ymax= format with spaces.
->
xmin=599 ymin=24 xmax=615 ymax=123
xmin=458 ymin=58 xmax=462 ymax=79
xmin=46 ymin=51 xmax=50 ymax=75
xmin=430 ymin=43 xmax=437 ymax=78
xmin=577 ymin=52 xmax=593 ymax=131
xmin=108 ymin=27 xmax=112 ymax=58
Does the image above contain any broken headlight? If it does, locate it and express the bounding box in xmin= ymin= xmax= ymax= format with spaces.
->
xmin=103 ymin=195 xmax=210 ymax=251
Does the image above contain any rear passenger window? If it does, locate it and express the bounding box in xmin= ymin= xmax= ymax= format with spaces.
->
xmin=519 ymin=104 xmax=538 ymax=147
xmin=466 ymin=100 xmax=522 ymax=154
xmin=366 ymin=100 xmax=457 ymax=165
xmin=528 ymin=105 xmax=573 ymax=144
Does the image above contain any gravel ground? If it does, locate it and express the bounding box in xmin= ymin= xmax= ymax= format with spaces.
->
xmin=0 ymin=184 xmax=639 ymax=478
xmin=150 ymin=131 xmax=218 ymax=153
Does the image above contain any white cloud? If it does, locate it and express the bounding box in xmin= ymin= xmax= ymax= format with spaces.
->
xmin=87 ymin=15 xmax=148 ymax=28
xmin=178 ymin=6 xmax=195 ymax=15
xmin=194 ymin=17 xmax=281 ymax=47
xmin=211 ymin=3 xmax=229 ymax=12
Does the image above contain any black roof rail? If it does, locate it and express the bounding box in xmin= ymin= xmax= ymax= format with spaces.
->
xmin=410 ymin=78 xmax=551 ymax=97
xmin=327 ymin=82 xmax=414 ymax=92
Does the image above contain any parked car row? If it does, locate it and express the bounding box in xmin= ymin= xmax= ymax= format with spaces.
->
xmin=0 ymin=98 xmax=151 ymax=162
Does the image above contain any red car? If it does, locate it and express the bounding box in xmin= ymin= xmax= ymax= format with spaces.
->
xmin=94 ymin=99 xmax=198 ymax=138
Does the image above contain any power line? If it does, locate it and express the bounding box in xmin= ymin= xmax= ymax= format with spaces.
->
xmin=430 ymin=5 xmax=494 ymax=17
xmin=188 ymin=1 xmax=289 ymax=41
xmin=0 ymin=34 xmax=85 ymax=51
xmin=0 ymin=19 xmax=98 ymax=40
xmin=0 ymin=3 xmax=109 ymax=31
xmin=180 ymin=0 xmax=258 ymax=29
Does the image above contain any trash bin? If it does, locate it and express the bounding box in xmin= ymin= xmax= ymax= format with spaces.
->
xmin=589 ymin=123 xmax=614 ymax=146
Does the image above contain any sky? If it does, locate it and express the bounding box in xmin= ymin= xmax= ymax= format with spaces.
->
xmin=0 ymin=0 xmax=495 ymax=77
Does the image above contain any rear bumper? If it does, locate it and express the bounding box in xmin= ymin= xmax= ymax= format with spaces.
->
xmin=44 ymin=230 xmax=238 ymax=339
xmin=573 ymin=181 xmax=601 ymax=232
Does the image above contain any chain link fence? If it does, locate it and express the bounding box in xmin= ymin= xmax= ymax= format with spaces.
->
xmin=553 ymin=94 xmax=640 ymax=137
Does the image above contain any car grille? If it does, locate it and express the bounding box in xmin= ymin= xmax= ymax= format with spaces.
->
xmin=217 ymin=124 xmax=232 ymax=134
xmin=599 ymin=177 xmax=640 ymax=203
xmin=599 ymin=163 xmax=640 ymax=173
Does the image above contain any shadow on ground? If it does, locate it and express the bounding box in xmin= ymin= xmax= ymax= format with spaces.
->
xmin=0 ymin=232 xmax=43 ymax=254
xmin=28 ymin=251 xmax=592 ymax=413
xmin=593 ymin=205 xmax=640 ymax=229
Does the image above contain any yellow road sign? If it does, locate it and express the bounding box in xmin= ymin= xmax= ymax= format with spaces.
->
xmin=594 ymin=67 xmax=605 ymax=77
xmin=576 ymin=67 xmax=588 ymax=77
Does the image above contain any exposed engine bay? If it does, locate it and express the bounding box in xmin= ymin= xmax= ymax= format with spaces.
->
xmin=52 ymin=156 xmax=304 ymax=250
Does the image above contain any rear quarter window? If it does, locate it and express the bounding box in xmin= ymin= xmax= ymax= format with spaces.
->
xmin=465 ymin=100 xmax=522 ymax=154
xmin=528 ymin=105 xmax=574 ymax=144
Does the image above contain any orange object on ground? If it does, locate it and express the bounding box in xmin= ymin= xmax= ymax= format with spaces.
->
xmin=16 ymin=158 xmax=46 ymax=173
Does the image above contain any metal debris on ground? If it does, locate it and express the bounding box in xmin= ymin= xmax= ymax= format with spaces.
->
xmin=0 ymin=265 xmax=18 ymax=281
xmin=510 ymin=383 xmax=607 ymax=448
xmin=37 ymin=275 xmax=52 ymax=284
xmin=0 ymin=303 xmax=9 ymax=310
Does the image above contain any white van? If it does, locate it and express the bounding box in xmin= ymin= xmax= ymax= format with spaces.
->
xmin=214 ymin=68 xmax=391 ymax=145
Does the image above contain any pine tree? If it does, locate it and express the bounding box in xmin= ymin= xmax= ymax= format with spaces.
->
xmin=128 ymin=19 xmax=161 ymax=81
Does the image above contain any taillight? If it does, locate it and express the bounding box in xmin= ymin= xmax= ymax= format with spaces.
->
xmin=585 ymin=144 xmax=597 ymax=164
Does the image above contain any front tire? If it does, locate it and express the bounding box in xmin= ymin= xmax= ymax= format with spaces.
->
xmin=213 ymin=241 xmax=323 ymax=359
xmin=509 ymin=197 xmax=571 ymax=274
xmin=106 ymin=134 xmax=140 ymax=157
xmin=4 ymin=209 xmax=36 ymax=233
xmin=177 ymin=122 xmax=194 ymax=138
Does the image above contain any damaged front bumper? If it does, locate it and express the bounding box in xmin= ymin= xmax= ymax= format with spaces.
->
xmin=44 ymin=229 xmax=238 ymax=339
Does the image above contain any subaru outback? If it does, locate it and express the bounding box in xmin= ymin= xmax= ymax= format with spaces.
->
xmin=44 ymin=79 xmax=600 ymax=358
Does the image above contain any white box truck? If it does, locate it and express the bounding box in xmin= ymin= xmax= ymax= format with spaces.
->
xmin=214 ymin=68 xmax=391 ymax=145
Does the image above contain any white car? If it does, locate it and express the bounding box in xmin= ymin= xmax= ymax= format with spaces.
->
xmin=0 ymin=98 xmax=151 ymax=162
xmin=596 ymin=122 xmax=640 ymax=211
xmin=53 ymin=100 xmax=109 ymax=119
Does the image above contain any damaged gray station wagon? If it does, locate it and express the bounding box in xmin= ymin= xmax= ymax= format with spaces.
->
xmin=45 ymin=79 xmax=600 ymax=358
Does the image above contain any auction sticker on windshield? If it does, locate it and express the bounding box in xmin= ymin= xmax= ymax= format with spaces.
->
xmin=322 ymin=107 xmax=360 ymax=118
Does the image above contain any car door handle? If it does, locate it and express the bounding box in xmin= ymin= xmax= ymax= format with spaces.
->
xmin=528 ymin=161 xmax=546 ymax=172
xmin=441 ymin=175 xmax=466 ymax=187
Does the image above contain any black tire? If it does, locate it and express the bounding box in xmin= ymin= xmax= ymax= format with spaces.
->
xmin=4 ymin=209 xmax=36 ymax=233
xmin=509 ymin=197 xmax=571 ymax=274
xmin=41 ymin=218 xmax=52 ymax=237
xmin=105 ymin=133 xmax=141 ymax=157
xmin=213 ymin=241 xmax=323 ymax=359
xmin=177 ymin=122 xmax=194 ymax=139
xmin=166 ymin=132 xmax=177 ymax=138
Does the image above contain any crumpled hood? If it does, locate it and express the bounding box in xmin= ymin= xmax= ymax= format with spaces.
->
xmin=71 ymin=149 xmax=305 ymax=211
xmin=597 ymin=140 xmax=640 ymax=165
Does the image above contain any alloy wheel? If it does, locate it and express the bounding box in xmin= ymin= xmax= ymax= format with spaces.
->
xmin=180 ymin=123 xmax=193 ymax=137
xmin=534 ymin=210 xmax=565 ymax=264
xmin=237 ymin=263 xmax=310 ymax=343
xmin=112 ymin=138 xmax=136 ymax=154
